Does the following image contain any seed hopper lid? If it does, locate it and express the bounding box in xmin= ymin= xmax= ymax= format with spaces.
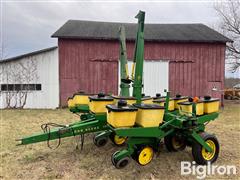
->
xmin=173 ymin=96 xmax=189 ymax=100
xmin=111 ymin=95 xmax=136 ymax=100
xmin=89 ymin=94 xmax=114 ymax=101
xmin=153 ymin=98 xmax=173 ymax=103
xmin=153 ymin=96 xmax=166 ymax=100
xmin=106 ymin=104 xmax=138 ymax=112
xmin=133 ymin=103 xmax=165 ymax=109
xmin=201 ymin=98 xmax=220 ymax=103
xmin=178 ymin=101 xmax=203 ymax=105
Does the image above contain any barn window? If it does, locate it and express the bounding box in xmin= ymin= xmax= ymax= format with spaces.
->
xmin=14 ymin=84 xmax=21 ymax=91
xmin=28 ymin=84 xmax=35 ymax=90
xmin=0 ymin=84 xmax=42 ymax=91
xmin=22 ymin=84 xmax=29 ymax=90
xmin=1 ymin=84 xmax=7 ymax=91
xmin=36 ymin=84 xmax=41 ymax=90
xmin=8 ymin=84 xmax=14 ymax=91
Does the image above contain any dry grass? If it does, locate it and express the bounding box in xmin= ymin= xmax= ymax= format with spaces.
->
xmin=0 ymin=101 xmax=239 ymax=179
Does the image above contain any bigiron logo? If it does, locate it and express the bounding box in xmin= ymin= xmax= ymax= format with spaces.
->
xmin=181 ymin=161 xmax=237 ymax=179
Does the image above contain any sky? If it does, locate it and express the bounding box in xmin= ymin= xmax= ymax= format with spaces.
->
xmin=1 ymin=0 xmax=239 ymax=77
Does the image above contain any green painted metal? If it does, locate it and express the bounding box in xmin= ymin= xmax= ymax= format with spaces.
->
xmin=191 ymin=131 xmax=213 ymax=152
xmin=113 ymin=149 xmax=131 ymax=161
xmin=119 ymin=25 xmax=130 ymax=97
xmin=69 ymin=104 xmax=89 ymax=114
xmin=132 ymin=11 xmax=145 ymax=104
xmin=164 ymin=90 xmax=170 ymax=113
xmin=192 ymin=103 xmax=197 ymax=117
xmin=17 ymin=113 xmax=108 ymax=145
xmin=197 ymin=112 xmax=219 ymax=124
xmin=111 ymin=124 xmax=174 ymax=138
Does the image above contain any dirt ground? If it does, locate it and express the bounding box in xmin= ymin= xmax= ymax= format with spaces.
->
xmin=0 ymin=100 xmax=239 ymax=179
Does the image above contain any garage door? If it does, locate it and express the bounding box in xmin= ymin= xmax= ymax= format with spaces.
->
xmin=119 ymin=60 xmax=169 ymax=97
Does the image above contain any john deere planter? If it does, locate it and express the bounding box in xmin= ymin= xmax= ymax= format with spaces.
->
xmin=17 ymin=10 xmax=221 ymax=169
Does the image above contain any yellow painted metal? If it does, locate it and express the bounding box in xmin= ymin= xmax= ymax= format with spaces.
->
xmin=201 ymin=140 xmax=216 ymax=160
xmin=73 ymin=94 xmax=89 ymax=105
xmin=153 ymin=99 xmax=175 ymax=111
xmin=174 ymin=98 xmax=188 ymax=109
xmin=107 ymin=110 xmax=137 ymax=127
xmin=142 ymin=98 xmax=154 ymax=104
xmin=135 ymin=108 xmax=164 ymax=127
xmin=113 ymin=135 xmax=127 ymax=145
xmin=203 ymin=100 xmax=220 ymax=114
xmin=89 ymin=100 xmax=113 ymax=113
xmin=138 ymin=146 xmax=154 ymax=165
xmin=67 ymin=98 xmax=75 ymax=108
xmin=178 ymin=102 xmax=204 ymax=116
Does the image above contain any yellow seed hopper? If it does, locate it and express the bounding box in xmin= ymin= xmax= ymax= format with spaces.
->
xmin=173 ymin=95 xmax=189 ymax=109
xmin=202 ymin=97 xmax=220 ymax=114
xmin=106 ymin=101 xmax=138 ymax=128
xmin=152 ymin=98 xmax=175 ymax=111
xmin=178 ymin=101 xmax=204 ymax=116
xmin=133 ymin=104 xmax=165 ymax=127
xmin=89 ymin=93 xmax=114 ymax=113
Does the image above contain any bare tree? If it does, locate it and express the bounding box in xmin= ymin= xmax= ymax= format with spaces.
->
xmin=0 ymin=57 xmax=39 ymax=109
xmin=215 ymin=0 xmax=240 ymax=73
xmin=17 ymin=57 xmax=39 ymax=108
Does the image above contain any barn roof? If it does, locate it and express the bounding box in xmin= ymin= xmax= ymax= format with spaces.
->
xmin=0 ymin=46 xmax=58 ymax=64
xmin=52 ymin=20 xmax=231 ymax=43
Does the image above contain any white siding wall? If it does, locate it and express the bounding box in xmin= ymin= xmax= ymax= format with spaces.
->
xmin=119 ymin=60 xmax=169 ymax=97
xmin=0 ymin=48 xmax=59 ymax=109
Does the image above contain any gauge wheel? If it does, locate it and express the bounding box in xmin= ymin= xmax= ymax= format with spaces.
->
xmin=136 ymin=146 xmax=154 ymax=166
xmin=192 ymin=132 xmax=219 ymax=165
xmin=111 ymin=150 xmax=120 ymax=166
xmin=93 ymin=134 xmax=108 ymax=147
xmin=111 ymin=151 xmax=130 ymax=169
xmin=164 ymin=134 xmax=187 ymax=152
xmin=110 ymin=133 xmax=127 ymax=146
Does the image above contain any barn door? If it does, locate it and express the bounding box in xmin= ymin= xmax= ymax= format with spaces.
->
xmin=118 ymin=60 xmax=169 ymax=96
xmin=89 ymin=61 xmax=118 ymax=95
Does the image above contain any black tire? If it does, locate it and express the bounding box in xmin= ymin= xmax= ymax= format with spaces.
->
xmin=115 ymin=156 xmax=130 ymax=169
xmin=93 ymin=135 xmax=108 ymax=147
xmin=164 ymin=134 xmax=186 ymax=152
xmin=111 ymin=150 xmax=120 ymax=166
xmin=192 ymin=132 xmax=219 ymax=165
xmin=109 ymin=133 xmax=127 ymax=146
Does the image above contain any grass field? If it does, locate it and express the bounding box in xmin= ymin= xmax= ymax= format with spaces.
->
xmin=0 ymin=101 xmax=239 ymax=179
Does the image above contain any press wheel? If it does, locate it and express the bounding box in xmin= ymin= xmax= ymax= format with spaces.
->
xmin=192 ymin=132 xmax=219 ymax=165
xmin=110 ymin=133 xmax=127 ymax=146
xmin=137 ymin=146 xmax=154 ymax=166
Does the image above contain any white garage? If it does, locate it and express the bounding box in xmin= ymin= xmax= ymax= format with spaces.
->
xmin=0 ymin=47 xmax=59 ymax=109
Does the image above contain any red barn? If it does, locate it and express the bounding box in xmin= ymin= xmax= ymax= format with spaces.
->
xmin=52 ymin=20 xmax=231 ymax=106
